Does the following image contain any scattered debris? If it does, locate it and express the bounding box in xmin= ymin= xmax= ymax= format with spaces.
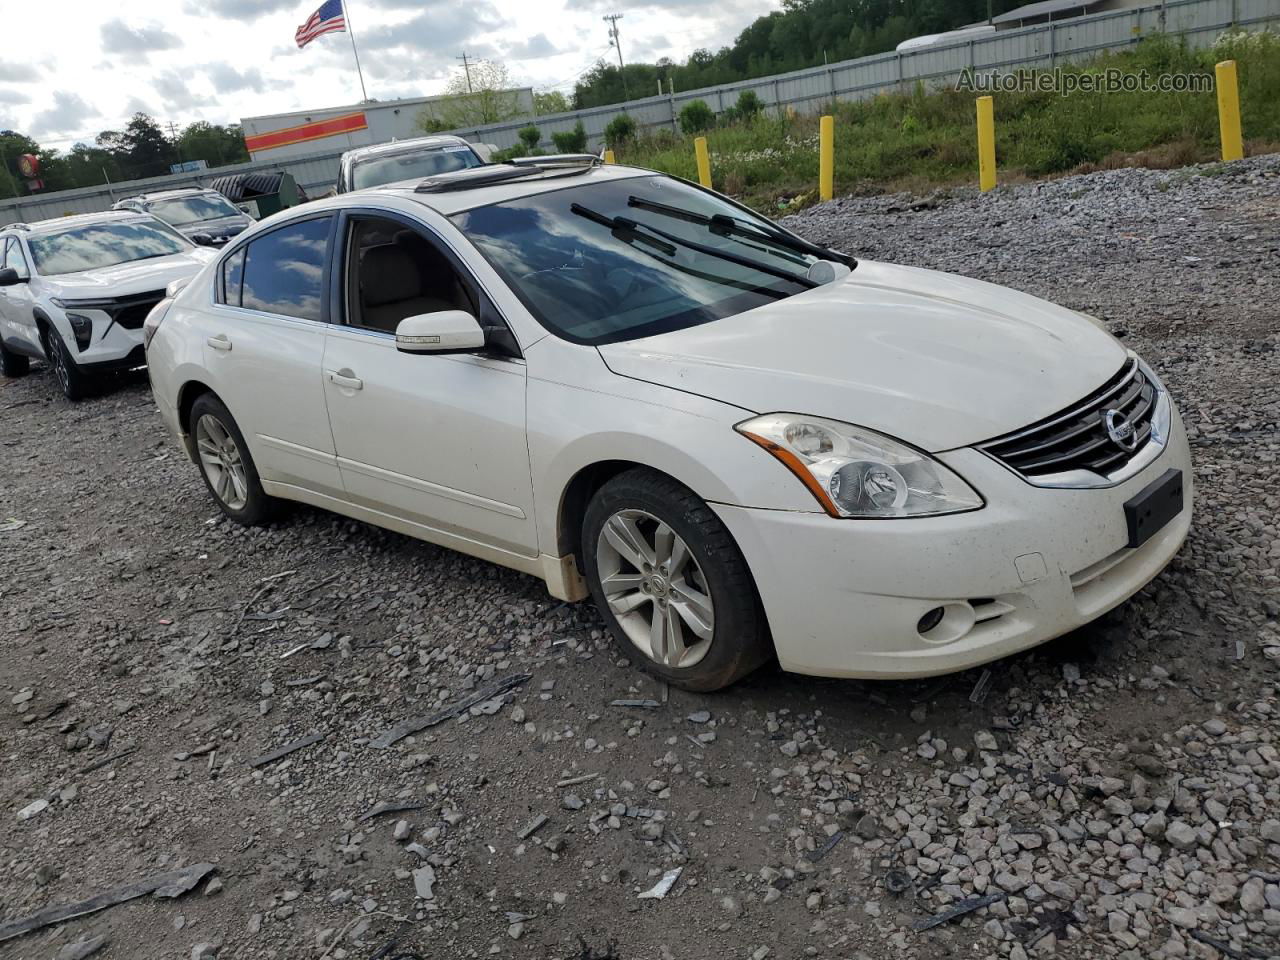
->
xmin=884 ymin=869 xmax=912 ymax=895
xmin=357 ymin=800 xmax=425 ymax=824
xmin=516 ymin=814 xmax=549 ymax=840
xmin=687 ymin=710 xmax=711 ymax=723
xmin=804 ymin=831 xmax=844 ymax=863
xmin=609 ymin=699 xmax=660 ymax=709
xmin=17 ymin=799 xmax=48 ymax=821
xmin=0 ymin=518 xmax=27 ymax=532
xmin=371 ymin=673 xmax=531 ymax=749
xmin=637 ymin=867 xmax=683 ymax=900
xmin=555 ymin=773 xmax=598 ymax=788
xmin=76 ymin=746 xmax=139 ymax=776
xmin=56 ymin=935 xmax=108 ymax=960
xmin=248 ymin=732 xmax=325 ymax=768
xmin=412 ymin=865 xmax=436 ymax=900
xmin=912 ymin=892 xmax=1006 ymax=931
xmin=0 ymin=863 xmax=215 ymax=943
xmin=968 ymin=668 xmax=993 ymax=704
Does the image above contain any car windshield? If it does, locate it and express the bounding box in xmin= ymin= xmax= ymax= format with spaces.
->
xmin=26 ymin=220 xmax=191 ymax=276
xmin=451 ymin=175 xmax=818 ymax=344
xmin=147 ymin=194 xmax=242 ymax=226
xmin=351 ymin=146 xmax=483 ymax=190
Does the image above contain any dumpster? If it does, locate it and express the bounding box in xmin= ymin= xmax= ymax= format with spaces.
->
xmin=208 ymin=172 xmax=307 ymax=220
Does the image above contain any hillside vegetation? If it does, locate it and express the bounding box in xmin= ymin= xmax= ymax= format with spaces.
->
xmin=606 ymin=31 xmax=1280 ymax=210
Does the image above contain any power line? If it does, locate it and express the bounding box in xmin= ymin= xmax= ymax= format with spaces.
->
xmin=602 ymin=13 xmax=628 ymax=100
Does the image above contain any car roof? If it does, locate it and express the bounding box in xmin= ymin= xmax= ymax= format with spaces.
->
xmin=342 ymin=135 xmax=472 ymax=163
xmin=360 ymin=161 xmax=655 ymax=216
xmin=4 ymin=210 xmax=156 ymax=236
xmin=122 ymin=187 xmax=219 ymax=203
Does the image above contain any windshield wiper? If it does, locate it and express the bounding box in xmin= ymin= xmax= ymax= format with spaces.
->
xmin=570 ymin=203 xmax=817 ymax=289
xmin=626 ymin=196 xmax=856 ymax=269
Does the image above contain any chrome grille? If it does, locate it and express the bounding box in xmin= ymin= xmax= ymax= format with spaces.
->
xmin=980 ymin=359 xmax=1157 ymax=480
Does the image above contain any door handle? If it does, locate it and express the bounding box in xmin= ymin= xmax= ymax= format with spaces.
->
xmin=326 ymin=369 xmax=363 ymax=391
xmin=207 ymin=334 xmax=232 ymax=352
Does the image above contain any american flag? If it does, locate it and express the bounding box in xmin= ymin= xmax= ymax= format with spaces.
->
xmin=296 ymin=0 xmax=346 ymax=48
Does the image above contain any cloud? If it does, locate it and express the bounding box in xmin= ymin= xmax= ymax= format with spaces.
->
xmin=189 ymin=0 xmax=295 ymax=18
xmin=29 ymin=92 xmax=98 ymax=139
xmin=0 ymin=87 xmax=32 ymax=106
xmin=505 ymin=34 xmax=560 ymax=60
xmin=100 ymin=19 xmax=184 ymax=55
xmin=0 ymin=63 xmax=38 ymax=83
xmin=151 ymin=71 xmax=216 ymax=111
xmin=206 ymin=64 xmax=267 ymax=93
xmin=360 ymin=3 xmax=506 ymax=53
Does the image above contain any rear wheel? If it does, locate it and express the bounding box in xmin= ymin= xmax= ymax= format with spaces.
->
xmin=189 ymin=394 xmax=278 ymax=525
xmin=0 ymin=342 xmax=29 ymax=378
xmin=42 ymin=327 xmax=91 ymax=401
xmin=583 ymin=468 xmax=772 ymax=691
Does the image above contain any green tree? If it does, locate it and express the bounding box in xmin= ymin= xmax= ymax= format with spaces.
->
xmin=418 ymin=60 xmax=526 ymax=131
xmin=679 ymin=100 xmax=715 ymax=135
xmin=603 ymin=113 xmax=636 ymax=148
xmin=177 ymin=121 xmax=249 ymax=168
xmin=550 ymin=120 xmax=587 ymax=153
xmin=534 ymin=91 xmax=570 ymax=116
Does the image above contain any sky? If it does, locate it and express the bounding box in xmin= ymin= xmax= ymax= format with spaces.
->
xmin=0 ymin=0 xmax=779 ymax=151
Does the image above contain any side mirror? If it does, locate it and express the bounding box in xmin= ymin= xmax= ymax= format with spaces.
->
xmin=0 ymin=267 xmax=24 ymax=286
xmin=191 ymin=233 xmax=216 ymax=247
xmin=395 ymin=310 xmax=486 ymax=354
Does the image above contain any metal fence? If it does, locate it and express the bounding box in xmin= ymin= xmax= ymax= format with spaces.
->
xmin=2 ymin=0 xmax=1275 ymax=226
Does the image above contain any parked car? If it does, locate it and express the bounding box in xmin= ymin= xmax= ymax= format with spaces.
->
xmin=334 ymin=135 xmax=489 ymax=194
xmin=113 ymin=187 xmax=254 ymax=246
xmin=144 ymin=157 xmax=1192 ymax=691
xmin=0 ymin=211 xmax=217 ymax=399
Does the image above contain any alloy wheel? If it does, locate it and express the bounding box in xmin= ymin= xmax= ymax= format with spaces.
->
xmin=595 ymin=508 xmax=715 ymax=669
xmin=48 ymin=334 xmax=70 ymax=393
xmin=195 ymin=414 xmax=249 ymax=510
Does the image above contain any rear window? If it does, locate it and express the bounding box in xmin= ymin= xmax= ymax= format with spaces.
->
xmin=26 ymin=220 xmax=191 ymax=276
xmin=350 ymin=146 xmax=483 ymax=191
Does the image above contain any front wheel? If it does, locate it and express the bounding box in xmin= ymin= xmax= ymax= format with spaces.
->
xmin=189 ymin=394 xmax=278 ymax=525
xmin=582 ymin=468 xmax=772 ymax=691
xmin=43 ymin=327 xmax=91 ymax=401
xmin=0 ymin=342 xmax=30 ymax=378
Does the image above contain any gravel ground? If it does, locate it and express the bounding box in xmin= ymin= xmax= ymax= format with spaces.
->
xmin=2 ymin=155 xmax=1278 ymax=960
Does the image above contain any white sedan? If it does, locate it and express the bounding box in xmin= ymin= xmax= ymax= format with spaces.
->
xmin=144 ymin=157 xmax=1192 ymax=691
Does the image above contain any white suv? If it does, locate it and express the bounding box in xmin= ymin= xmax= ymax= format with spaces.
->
xmin=145 ymin=158 xmax=1192 ymax=691
xmin=0 ymin=212 xmax=216 ymax=399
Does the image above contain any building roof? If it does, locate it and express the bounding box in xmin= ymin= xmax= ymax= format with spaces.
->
xmin=991 ymin=0 xmax=1099 ymax=24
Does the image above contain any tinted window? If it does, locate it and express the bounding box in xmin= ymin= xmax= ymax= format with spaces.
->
xmin=350 ymin=146 xmax=483 ymax=191
xmin=221 ymin=247 xmax=245 ymax=306
xmin=26 ymin=220 xmax=191 ymax=276
xmin=241 ymin=217 xmax=331 ymax=322
xmin=451 ymin=176 xmax=815 ymax=345
xmin=148 ymin=194 xmax=242 ymax=226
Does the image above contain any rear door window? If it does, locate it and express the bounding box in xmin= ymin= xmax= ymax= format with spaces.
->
xmin=239 ymin=217 xmax=332 ymax=322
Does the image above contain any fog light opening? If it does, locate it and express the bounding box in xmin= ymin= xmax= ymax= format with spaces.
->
xmin=917 ymin=606 xmax=945 ymax=635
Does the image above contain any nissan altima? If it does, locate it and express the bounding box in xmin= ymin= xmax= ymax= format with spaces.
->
xmin=144 ymin=156 xmax=1192 ymax=691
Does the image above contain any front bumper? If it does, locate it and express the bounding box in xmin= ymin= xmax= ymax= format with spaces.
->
xmin=713 ymin=407 xmax=1193 ymax=679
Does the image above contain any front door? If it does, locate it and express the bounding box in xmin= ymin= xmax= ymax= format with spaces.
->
xmin=320 ymin=212 xmax=538 ymax=558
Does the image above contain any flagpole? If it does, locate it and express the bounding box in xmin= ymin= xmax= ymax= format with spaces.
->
xmin=343 ymin=0 xmax=370 ymax=102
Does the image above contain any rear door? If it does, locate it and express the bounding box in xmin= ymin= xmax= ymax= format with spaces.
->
xmin=320 ymin=209 xmax=538 ymax=558
xmin=197 ymin=214 xmax=344 ymax=497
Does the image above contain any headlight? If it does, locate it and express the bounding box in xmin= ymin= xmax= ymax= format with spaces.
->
xmin=736 ymin=414 xmax=984 ymax=518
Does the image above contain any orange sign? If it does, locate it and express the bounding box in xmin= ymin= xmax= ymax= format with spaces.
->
xmin=244 ymin=111 xmax=368 ymax=153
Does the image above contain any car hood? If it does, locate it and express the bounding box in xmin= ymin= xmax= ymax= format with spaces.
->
xmin=47 ymin=249 xmax=217 ymax=299
xmin=596 ymin=259 xmax=1127 ymax=451
xmin=173 ymin=215 xmax=252 ymax=240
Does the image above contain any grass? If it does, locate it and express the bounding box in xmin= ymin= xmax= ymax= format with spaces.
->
xmin=610 ymin=29 xmax=1280 ymax=212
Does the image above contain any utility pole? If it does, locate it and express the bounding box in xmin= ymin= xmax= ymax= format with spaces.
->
xmin=603 ymin=13 xmax=628 ymax=100
xmin=167 ymin=120 xmax=183 ymax=164
xmin=456 ymin=52 xmax=474 ymax=93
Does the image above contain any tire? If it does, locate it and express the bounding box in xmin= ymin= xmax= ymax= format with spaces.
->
xmin=188 ymin=393 xmax=278 ymax=525
xmin=582 ymin=467 xmax=772 ymax=692
xmin=42 ymin=326 xmax=92 ymax=401
xmin=0 ymin=342 xmax=29 ymax=378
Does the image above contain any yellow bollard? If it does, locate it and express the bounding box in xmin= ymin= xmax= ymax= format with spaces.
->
xmin=694 ymin=136 xmax=712 ymax=188
xmin=819 ymin=115 xmax=834 ymax=201
xmin=603 ymin=149 xmax=616 ymax=164
xmin=1215 ymin=60 xmax=1244 ymax=162
xmin=976 ymin=95 xmax=997 ymax=192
